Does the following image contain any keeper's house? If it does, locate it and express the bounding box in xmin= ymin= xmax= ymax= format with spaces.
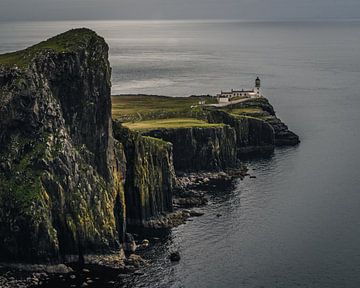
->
xmin=217 ymin=77 xmax=261 ymax=103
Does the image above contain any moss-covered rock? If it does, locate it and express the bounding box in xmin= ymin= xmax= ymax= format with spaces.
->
xmin=206 ymin=110 xmax=275 ymax=155
xmin=143 ymin=125 xmax=238 ymax=172
xmin=113 ymin=122 xmax=176 ymax=227
xmin=220 ymin=97 xmax=300 ymax=146
xmin=0 ymin=29 xmax=126 ymax=263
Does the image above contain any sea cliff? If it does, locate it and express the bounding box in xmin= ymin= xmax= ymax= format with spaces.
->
xmin=113 ymin=122 xmax=176 ymax=227
xmin=0 ymin=29 xmax=126 ymax=263
xmin=0 ymin=29 xmax=299 ymax=265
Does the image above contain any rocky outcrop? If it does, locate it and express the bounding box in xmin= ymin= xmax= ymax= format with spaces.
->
xmin=0 ymin=29 xmax=126 ymax=263
xmin=143 ymin=125 xmax=238 ymax=172
xmin=222 ymin=97 xmax=300 ymax=146
xmin=113 ymin=123 xmax=175 ymax=227
xmin=263 ymin=117 xmax=300 ymax=146
xmin=207 ymin=110 xmax=275 ymax=155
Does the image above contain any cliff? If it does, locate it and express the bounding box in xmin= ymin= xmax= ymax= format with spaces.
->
xmin=113 ymin=122 xmax=176 ymax=227
xmin=220 ymin=97 xmax=300 ymax=146
xmin=143 ymin=125 xmax=238 ymax=172
xmin=206 ymin=110 xmax=275 ymax=155
xmin=0 ymin=29 xmax=126 ymax=263
xmin=139 ymin=111 xmax=275 ymax=172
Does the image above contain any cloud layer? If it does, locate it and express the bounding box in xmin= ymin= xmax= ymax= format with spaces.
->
xmin=1 ymin=0 xmax=360 ymax=21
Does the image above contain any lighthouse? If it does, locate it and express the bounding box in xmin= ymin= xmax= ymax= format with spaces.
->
xmin=255 ymin=77 xmax=261 ymax=97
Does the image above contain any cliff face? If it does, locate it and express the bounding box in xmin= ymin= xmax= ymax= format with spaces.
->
xmin=113 ymin=123 xmax=175 ymax=227
xmin=0 ymin=29 xmax=126 ymax=263
xmin=140 ymin=111 xmax=275 ymax=173
xmin=207 ymin=110 xmax=275 ymax=155
xmin=143 ymin=126 xmax=238 ymax=172
xmin=223 ymin=98 xmax=300 ymax=146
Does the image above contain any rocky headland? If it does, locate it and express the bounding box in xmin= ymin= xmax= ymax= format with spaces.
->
xmin=0 ymin=28 xmax=299 ymax=286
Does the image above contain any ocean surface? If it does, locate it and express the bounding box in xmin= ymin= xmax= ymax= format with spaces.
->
xmin=1 ymin=20 xmax=360 ymax=287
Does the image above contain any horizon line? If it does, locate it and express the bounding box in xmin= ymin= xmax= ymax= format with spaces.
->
xmin=1 ymin=17 xmax=360 ymax=23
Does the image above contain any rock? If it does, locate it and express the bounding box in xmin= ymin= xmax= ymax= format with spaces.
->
xmin=144 ymin=126 xmax=239 ymax=172
xmin=124 ymin=265 xmax=136 ymax=272
xmin=189 ymin=210 xmax=204 ymax=217
xmin=82 ymin=269 xmax=90 ymax=273
xmin=0 ymin=28 xmax=127 ymax=263
xmin=124 ymin=233 xmax=137 ymax=253
xmin=214 ymin=97 xmax=300 ymax=146
xmin=141 ymin=239 xmax=149 ymax=248
xmin=45 ymin=264 xmax=73 ymax=274
xmin=169 ymin=251 xmax=181 ymax=262
xmin=125 ymin=254 xmax=147 ymax=268
xmin=84 ymin=252 xmax=126 ymax=269
xmin=182 ymin=211 xmax=191 ymax=218
xmin=113 ymin=123 xmax=176 ymax=227
xmin=81 ymin=282 xmax=88 ymax=287
xmin=174 ymin=197 xmax=208 ymax=207
xmin=207 ymin=109 xmax=275 ymax=155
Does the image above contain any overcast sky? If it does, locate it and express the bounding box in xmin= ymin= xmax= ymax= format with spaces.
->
xmin=1 ymin=0 xmax=360 ymax=21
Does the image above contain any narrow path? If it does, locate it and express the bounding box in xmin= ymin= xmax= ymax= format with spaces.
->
xmin=206 ymin=98 xmax=252 ymax=108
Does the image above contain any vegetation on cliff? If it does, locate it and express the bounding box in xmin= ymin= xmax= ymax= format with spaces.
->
xmin=219 ymin=98 xmax=300 ymax=145
xmin=113 ymin=95 xmax=299 ymax=147
xmin=112 ymin=94 xmax=216 ymax=122
xmin=0 ymin=28 xmax=102 ymax=69
xmin=0 ymin=28 xmax=124 ymax=262
xmin=113 ymin=122 xmax=176 ymax=226
xmin=123 ymin=118 xmax=223 ymax=131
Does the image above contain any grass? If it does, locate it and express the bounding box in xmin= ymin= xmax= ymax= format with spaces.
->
xmin=229 ymin=108 xmax=264 ymax=115
xmin=123 ymin=118 xmax=223 ymax=131
xmin=225 ymin=107 xmax=272 ymax=120
xmin=112 ymin=95 xmax=217 ymax=120
xmin=0 ymin=28 xmax=100 ymax=69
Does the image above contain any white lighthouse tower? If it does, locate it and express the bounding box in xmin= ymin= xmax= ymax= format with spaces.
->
xmin=255 ymin=76 xmax=261 ymax=97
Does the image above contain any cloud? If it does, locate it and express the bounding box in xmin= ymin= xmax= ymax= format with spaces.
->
xmin=0 ymin=0 xmax=359 ymax=21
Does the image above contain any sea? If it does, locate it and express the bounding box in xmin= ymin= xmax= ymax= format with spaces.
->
xmin=1 ymin=20 xmax=360 ymax=288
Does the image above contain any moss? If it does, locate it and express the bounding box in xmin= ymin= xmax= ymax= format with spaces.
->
xmin=0 ymin=28 xmax=99 ymax=69
xmin=142 ymin=136 xmax=170 ymax=147
xmin=0 ymin=136 xmax=48 ymax=216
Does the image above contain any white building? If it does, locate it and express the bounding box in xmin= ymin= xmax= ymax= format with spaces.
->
xmin=217 ymin=77 xmax=262 ymax=103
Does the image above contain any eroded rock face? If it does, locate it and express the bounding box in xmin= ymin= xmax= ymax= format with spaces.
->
xmin=113 ymin=123 xmax=175 ymax=227
xmin=0 ymin=29 xmax=126 ymax=263
xmin=221 ymin=97 xmax=300 ymax=146
xmin=207 ymin=110 xmax=275 ymax=155
xmin=143 ymin=126 xmax=238 ymax=172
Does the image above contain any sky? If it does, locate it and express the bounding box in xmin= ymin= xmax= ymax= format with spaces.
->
xmin=0 ymin=0 xmax=360 ymax=21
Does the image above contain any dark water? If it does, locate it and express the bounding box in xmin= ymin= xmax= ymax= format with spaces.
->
xmin=1 ymin=20 xmax=360 ymax=287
